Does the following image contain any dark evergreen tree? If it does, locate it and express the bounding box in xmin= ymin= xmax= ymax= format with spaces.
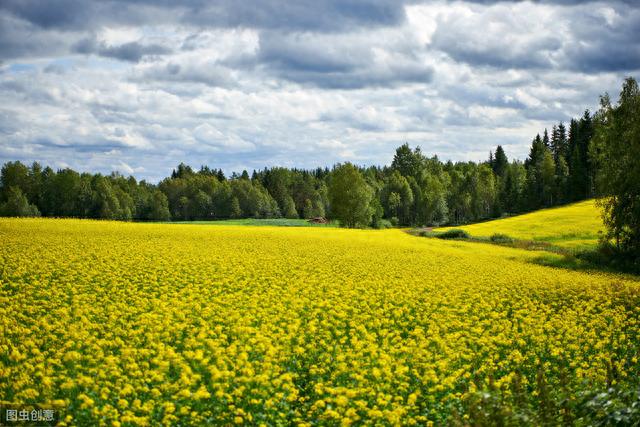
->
xmin=492 ymin=145 xmax=509 ymax=178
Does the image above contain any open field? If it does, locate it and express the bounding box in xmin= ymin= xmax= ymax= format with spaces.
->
xmin=436 ymin=200 xmax=603 ymax=251
xmin=2 ymin=218 xmax=640 ymax=425
xmin=167 ymin=218 xmax=338 ymax=227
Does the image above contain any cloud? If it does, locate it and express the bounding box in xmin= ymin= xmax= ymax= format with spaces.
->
xmin=429 ymin=3 xmax=564 ymax=70
xmin=561 ymin=6 xmax=640 ymax=72
xmin=0 ymin=14 xmax=72 ymax=60
xmin=429 ymin=2 xmax=640 ymax=73
xmin=255 ymin=30 xmax=433 ymax=89
xmin=139 ymin=62 xmax=235 ymax=87
xmin=0 ymin=0 xmax=638 ymax=180
xmin=73 ymin=37 xmax=172 ymax=62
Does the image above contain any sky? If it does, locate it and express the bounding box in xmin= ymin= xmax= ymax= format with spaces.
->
xmin=0 ymin=0 xmax=638 ymax=182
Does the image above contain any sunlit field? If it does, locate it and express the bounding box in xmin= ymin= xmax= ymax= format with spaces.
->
xmin=2 ymin=218 xmax=639 ymax=425
xmin=168 ymin=218 xmax=338 ymax=228
xmin=437 ymin=200 xmax=603 ymax=250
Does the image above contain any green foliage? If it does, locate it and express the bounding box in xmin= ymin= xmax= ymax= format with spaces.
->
xmin=592 ymin=77 xmax=640 ymax=257
xmin=369 ymin=197 xmax=384 ymax=229
xmin=391 ymin=143 xmax=423 ymax=179
xmin=436 ymin=229 xmax=470 ymax=239
xmin=491 ymin=145 xmax=509 ymax=177
xmin=282 ymin=195 xmax=298 ymax=219
xmin=149 ymin=190 xmax=171 ymax=221
xmin=420 ymin=171 xmax=449 ymax=226
xmin=0 ymin=186 xmax=40 ymax=217
xmin=230 ymin=197 xmax=242 ymax=219
xmin=381 ymin=171 xmax=414 ymax=225
xmin=328 ymin=163 xmax=373 ymax=228
xmin=490 ymin=233 xmax=514 ymax=244
xmin=453 ymin=378 xmax=640 ymax=427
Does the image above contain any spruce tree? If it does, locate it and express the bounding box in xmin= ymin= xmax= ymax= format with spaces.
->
xmin=492 ymin=146 xmax=509 ymax=177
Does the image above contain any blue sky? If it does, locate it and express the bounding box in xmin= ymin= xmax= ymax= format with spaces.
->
xmin=0 ymin=0 xmax=638 ymax=182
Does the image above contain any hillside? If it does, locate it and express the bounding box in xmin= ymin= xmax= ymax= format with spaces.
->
xmin=436 ymin=199 xmax=603 ymax=251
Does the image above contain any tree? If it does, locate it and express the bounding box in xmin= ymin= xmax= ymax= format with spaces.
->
xmin=541 ymin=150 xmax=556 ymax=206
xmin=302 ymin=199 xmax=314 ymax=219
xmin=525 ymin=136 xmax=548 ymax=209
xmin=369 ymin=197 xmax=384 ymax=228
xmin=492 ymin=145 xmax=509 ymax=178
xmin=551 ymin=122 xmax=567 ymax=164
xmin=0 ymin=161 xmax=30 ymax=202
xmin=388 ymin=192 xmax=401 ymax=220
xmin=92 ymin=176 xmax=121 ymax=219
xmin=391 ymin=143 xmax=422 ymax=179
xmin=230 ymin=196 xmax=242 ymax=219
xmin=282 ymin=196 xmax=298 ymax=219
xmin=474 ymin=164 xmax=497 ymax=218
xmin=171 ymin=163 xmax=194 ymax=179
xmin=328 ymin=163 xmax=372 ymax=228
xmin=501 ymin=161 xmax=526 ymax=213
xmin=380 ymin=171 xmax=414 ymax=225
xmin=0 ymin=186 xmax=40 ymax=217
xmin=591 ymin=77 xmax=640 ymax=255
xmin=554 ymin=155 xmax=569 ymax=204
xmin=421 ymin=172 xmax=449 ymax=225
xmin=193 ymin=190 xmax=213 ymax=219
xmin=148 ymin=190 xmax=171 ymax=221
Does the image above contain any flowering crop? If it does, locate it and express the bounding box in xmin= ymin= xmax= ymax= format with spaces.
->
xmin=437 ymin=199 xmax=602 ymax=250
xmin=1 ymin=218 xmax=639 ymax=425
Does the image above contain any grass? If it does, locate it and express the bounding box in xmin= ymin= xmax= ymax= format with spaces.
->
xmin=416 ymin=199 xmax=639 ymax=276
xmin=435 ymin=200 xmax=603 ymax=251
xmin=164 ymin=218 xmax=339 ymax=227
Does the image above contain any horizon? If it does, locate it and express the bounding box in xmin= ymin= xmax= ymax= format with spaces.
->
xmin=0 ymin=139 xmax=578 ymax=185
xmin=1 ymin=0 xmax=639 ymax=182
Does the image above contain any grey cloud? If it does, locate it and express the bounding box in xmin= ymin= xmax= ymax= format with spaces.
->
xmin=0 ymin=0 xmax=177 ymax=30
xmin=255 ymin=31 xmax=433 ymax=89
xmin=430 ymin=2 xmax=640 ymax=73
xmin=141 ymin=62 xmax=235 ymax=87
xmin=30 ymin=137 xmax=129 ymax=153
xmin=181 ymin=0 xmax=405 ymax=32
xmin=1 ymin=0 xmax=406 ymax=32
xmin=429 ymin=8 xmax=562 ymax=70
xmin=258 ymin=33 xmax=365 ymax=74
xmin=272 ymin=64 xmax=433 ymax=89
xmin=73 ymin=37 xmax=172 ymax=62
xmin=0 ymin=15 xmax=71 ymax=60
xmin=561 ymin=6 xmax=640 ymax=72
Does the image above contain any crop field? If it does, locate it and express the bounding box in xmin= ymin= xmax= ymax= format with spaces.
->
xmin=436 ymin=200 xmax=603 ymax=251
xmin=2 ymin=218 xmax=640 ymax=425
xmin=168 ymin=218 xmax=338 ymax=228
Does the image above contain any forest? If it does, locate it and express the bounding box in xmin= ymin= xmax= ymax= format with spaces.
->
xmin=1 ymin=78 xmax=638 ymax=256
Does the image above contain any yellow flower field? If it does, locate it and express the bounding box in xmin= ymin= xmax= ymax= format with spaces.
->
xmin=436 ymin=199 xmax=603 ymax=250
xmin=1 ymin=218 xmax=639 ymax=425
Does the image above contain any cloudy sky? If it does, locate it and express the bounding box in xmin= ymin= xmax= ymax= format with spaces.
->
xmin=0 ymin=0 xmax=638 ymax=181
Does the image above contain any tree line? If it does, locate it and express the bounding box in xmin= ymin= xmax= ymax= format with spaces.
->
xmin=1 ymin=78 xmax=638 ymax=257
